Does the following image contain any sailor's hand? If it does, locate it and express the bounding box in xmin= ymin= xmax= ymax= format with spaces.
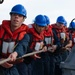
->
xmin=43 ymin=46 xmax=47 ymax=52
xmin=52 ymin=45 xmax=57 ymax=51
xmin=8 ymin=52 xmax=18 ymax=61
xmin=1 ymin=62 xmax=13 ymax=68
xmin=61 ymin=47 xmax=66 ymax=50
xmin=48 ymin=45 xmax=57 ymax=53
xmin=34 ymin=54 xmax=41 ymax=59
xmin=62 ymin=47 xmax=71 ymax=52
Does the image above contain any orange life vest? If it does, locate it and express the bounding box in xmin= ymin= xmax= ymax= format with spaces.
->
xmin=51 ymin=24 xmax=69 ymax=41
xmin=0 ymin=20 xmax=28 ymax=58
xmin=44 ymin=25 xmax=54 ymax=47
xmin=44 ymin=25 xmax=53 ymax=37
xmin=28 ymin=24 xmax=44 ymax=50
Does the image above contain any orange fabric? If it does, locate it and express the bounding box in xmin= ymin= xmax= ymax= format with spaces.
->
xmin=28 ymin=24 xmax=45 ymax=59
xmin=44 ymin=25 xmax=54 ymax=46
xmin=1 ymin=20 xmax=28 ymax=41
xmin=0 ymin=20 xmax=28 ymax=58
xmin=44 ymin=25 xmax=53 ymax=37
xmin=51 ymin=24 xmax=69 ymax=39
xmin=28 ymin=24 xmax=44 ymax=50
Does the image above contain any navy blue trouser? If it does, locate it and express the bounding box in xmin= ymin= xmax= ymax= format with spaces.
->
xmin=32 ymin=58 xmax=44 ymax=75
xmin=0 ymin=65 xmax=19 ymax=75
xmin=16 ymin=62 xmax=32 ymax=75
xmin=32 ymin=52 xmax=55 ymax=75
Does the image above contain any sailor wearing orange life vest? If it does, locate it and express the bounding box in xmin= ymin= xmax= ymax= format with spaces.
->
xmin=0 ymin=4 xmax=28 ymax=75
xmin=42 ymin=15 xmax=60 ymax=75
xmin=51 ymin=16 xmax=72 ymax=75
xmin=69 ymin=20 xmax=75 ymax=47
xmin=27 ymin=14 xmax=47 ymax=75
xmin=9 ymin=14 xmax=47 ymax=75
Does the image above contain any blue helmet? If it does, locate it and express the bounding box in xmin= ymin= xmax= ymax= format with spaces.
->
xmin=56 ymin=16 xmax=66 ymax=24
xmin=10 ymin=4 xmax=27 ymax=17
xmin=34 ymin=14 xmax=47 ymax=26
xmin=69 ymin=22 xmax=75 ymax=29
xmin=44 ymin=15 xmax=50 ymax=25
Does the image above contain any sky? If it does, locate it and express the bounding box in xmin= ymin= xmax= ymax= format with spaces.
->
xmin=0 ymin=0 xmax=75 ymax=27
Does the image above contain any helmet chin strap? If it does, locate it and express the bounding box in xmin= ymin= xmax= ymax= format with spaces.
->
xmin=0 ymin=0 xmax=4 ymax=4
